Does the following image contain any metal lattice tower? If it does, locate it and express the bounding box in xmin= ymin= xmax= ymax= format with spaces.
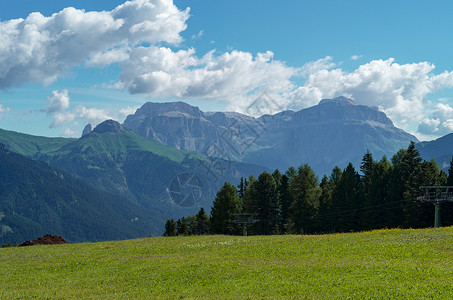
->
xmin=233 ymin=213 xmax=257 ymax=236
xmin=417 ymin=186 xmax=453 ymax=228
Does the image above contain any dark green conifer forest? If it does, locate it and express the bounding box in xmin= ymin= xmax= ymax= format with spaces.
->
xmin=165 ymin=142 xmax=453 ymax=236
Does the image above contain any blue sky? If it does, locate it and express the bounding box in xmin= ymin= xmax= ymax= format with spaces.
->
xmin=1 ymin=0 xmax=453 ymax=140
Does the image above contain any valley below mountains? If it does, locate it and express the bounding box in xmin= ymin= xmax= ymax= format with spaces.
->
xmin=2 ymin=95 xmax=452 ymax=244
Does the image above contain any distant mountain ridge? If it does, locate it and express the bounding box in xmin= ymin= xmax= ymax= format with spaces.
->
xmin=417 ymin=133 xmax=453 ymax=170
xmin=0 ymin=122 xmax=266 ymax=239
xmin=123 ymin=96 xmax=418 ymax=175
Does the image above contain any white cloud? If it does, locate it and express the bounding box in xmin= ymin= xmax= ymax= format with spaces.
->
xmin=417 ymin=103 xmax=453 ymax=138
xmin=86 ymin=46 xmax=131 ymax=67
xmin=43 ymin=90 xmax=136 ymax=133
xmin=45 ymin=90 xmax=70 ymax=113
xmin=191 ymin=30 xmax=204 ymax=40
xmin=3 ymin=1 xmax=453 ymax=141
xmin=118 ymin=106 xmax=140 ymax=119
xmin=119 ymin=47 xmax=296 ymax=99
xmin=299 ymin=56 xmax=336 ymax=77
xmin=62 ymin=127 xmax=77 ymax=137
xmin=50 ymin=111 xmax=76 ymax=128
xmin=73 ymin=106 xmax=113 ymax=126
xmin=0 ymin=0 xmax=189 ymax=89
xmin=0 ymin=104 xmax=11 ymax=119
xmin=49 ymin=105 xmax=113 ymax=129
xmin=285 ymin=58 xmax=453 ymax=134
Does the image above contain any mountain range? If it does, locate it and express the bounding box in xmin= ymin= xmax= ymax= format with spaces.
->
xmin=2 ymin=95 xmax=453 ymax=243
xmin=0 ymin=121 xmax=265 ymax=242
xmin=123 ymin=96 xmax=418 ymax=175
xmin=416 ymin=133 xmax=453 ymax=171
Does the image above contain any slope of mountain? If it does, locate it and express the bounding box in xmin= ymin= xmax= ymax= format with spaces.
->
xmin=417 ymin=133 xmax=453 ymax=170
xmin=123 ymin=97 xmax=418 ymax=175
xmin=0 ymin=121 xmax=266 ymax=238
xmin=0 ymin=128 xmax=74 ymax=157
xmin=0 ymin=144 xmax=154 ymax=244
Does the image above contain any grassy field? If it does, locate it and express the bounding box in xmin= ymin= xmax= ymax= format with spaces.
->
xmin=1 ymin=228 xmax=453 ymax=299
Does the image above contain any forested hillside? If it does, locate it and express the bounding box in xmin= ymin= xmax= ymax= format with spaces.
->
xmin=166 ymin=142 xmax=453 ymax=236
xmin=0 ymin=144 xmax=158 ymax=244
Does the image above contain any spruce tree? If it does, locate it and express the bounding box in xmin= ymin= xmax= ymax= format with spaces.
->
xmin=317 ymin=174 xmax=335 ymax=233
xmin=288 ymin=164 xmax=320 ymax=234
xmin=194 ymin=207 xmax=210 ymax=234
xmin=210 ymin=182 xmax=242 ymax=235
xmin=333 ymin=163 xmax=361 ymax=232
xmin=278 ymin=174 xmax=293 ymax=233
xmin=176 ymin=217 xmax=190 ymax=235
xmin=403 ymin=159 xmax=446 ymax=228
xmin=255 ymin=171 xmax=279 ymax=235
xmin=163 ymin=219 xmax=177 ymax=236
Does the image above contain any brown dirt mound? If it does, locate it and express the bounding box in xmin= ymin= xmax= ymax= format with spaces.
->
xmin=19 ymin=234 xmax=68 ymax=247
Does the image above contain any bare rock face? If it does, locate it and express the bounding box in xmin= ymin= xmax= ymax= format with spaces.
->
xmin=122 ymin=97 xmax=418 ymax=175
xmin=81 ymin=124 xmax=92 ymax=137
xmin=19 ymin=234 xmax=68 ymax=246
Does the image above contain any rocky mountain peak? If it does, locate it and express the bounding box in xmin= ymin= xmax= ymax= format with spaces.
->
xmin=81 ymin=124 xmax=93 ymax=137
xmin=93 ymin=120 xmax=122 ymax=134
xmin=319 ymin=96 xmax=356 ymax=106
xmin=134 ymin=101 xmax=203 ymax=118
xmin=121 ymin=98 xmax=417 ymax=175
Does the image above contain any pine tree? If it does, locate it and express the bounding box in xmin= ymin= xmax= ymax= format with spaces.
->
xmin=359 ymin=151 xmax=376 ymax=230
xmin=273 ymin=169 xmax=283 ymax=188
xmin=255 ymin=171 xmax=279 ymax=235
xmin=176 ymin=217 xmax=190 ymax=235
xmin=243 ymin=176 xmax=257 ymax=213
xmin=360 ymin=155 xmax=393 ymax=230
xmin=403 ymin=159 xmax=446 ymax=228
xmin=360 ymin=151 xmax=374 ymax=177
xmin=237 ymin=177 xmax=245 ymax=199
xmin=210 ymin=182 xmax=242 ymax=235
xmin=333 ymin=163 xmax=361 ymax=232
xmin=317 ymin=174 xmax=335 ymax=233
xmin=194 ymin=207 xmax=210 ymax=234
xmin=288 ymin=164 xmax=320 ymax=234
xmin=163 ymin=219 xmax=177 ymax=236
xmin=278 ymin=174 xmax=293 ymax=233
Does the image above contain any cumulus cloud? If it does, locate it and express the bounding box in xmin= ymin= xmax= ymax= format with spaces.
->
xmin=3 ymin=0 xmax=453 ymax=140
xmin=119 ymin=47 xmax=296 ymax=99
xmin=62 ymin=127 xmax=77 ymax=137
xmin=417 ymin=103 xmax=453 ymax=138
xmin=44 ymin=90 xmax=115 ymax=129
xmin=285 ymin=58 xmax=453 ymax=133
xmin=45 ymin=90 xmax=70 ymax=113
xmin=0 ymin=0 xmax=189 ymax=89
xmin=86 ymin=46 xmax=131 ymax=67
xmin=299 ymin=56 xmax=336 ymax=77
xmin=118 ymin=106 xmax=140 ymax=119
xmin=0 ymin=104 xmax=11 ymax=119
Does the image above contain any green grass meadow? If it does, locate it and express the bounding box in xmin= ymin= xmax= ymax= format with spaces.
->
xmin=1 ymin=227 xmax=453 ymax=299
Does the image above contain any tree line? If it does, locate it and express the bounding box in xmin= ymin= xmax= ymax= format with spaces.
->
xmin=164 ymin=142 xmax=453 ymax=236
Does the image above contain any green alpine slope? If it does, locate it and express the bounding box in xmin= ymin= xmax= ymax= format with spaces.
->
xmin=0 ymin=145 xmax=159 ymax=244
xmin=1 ymin=227 xmax=452 ymax=299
